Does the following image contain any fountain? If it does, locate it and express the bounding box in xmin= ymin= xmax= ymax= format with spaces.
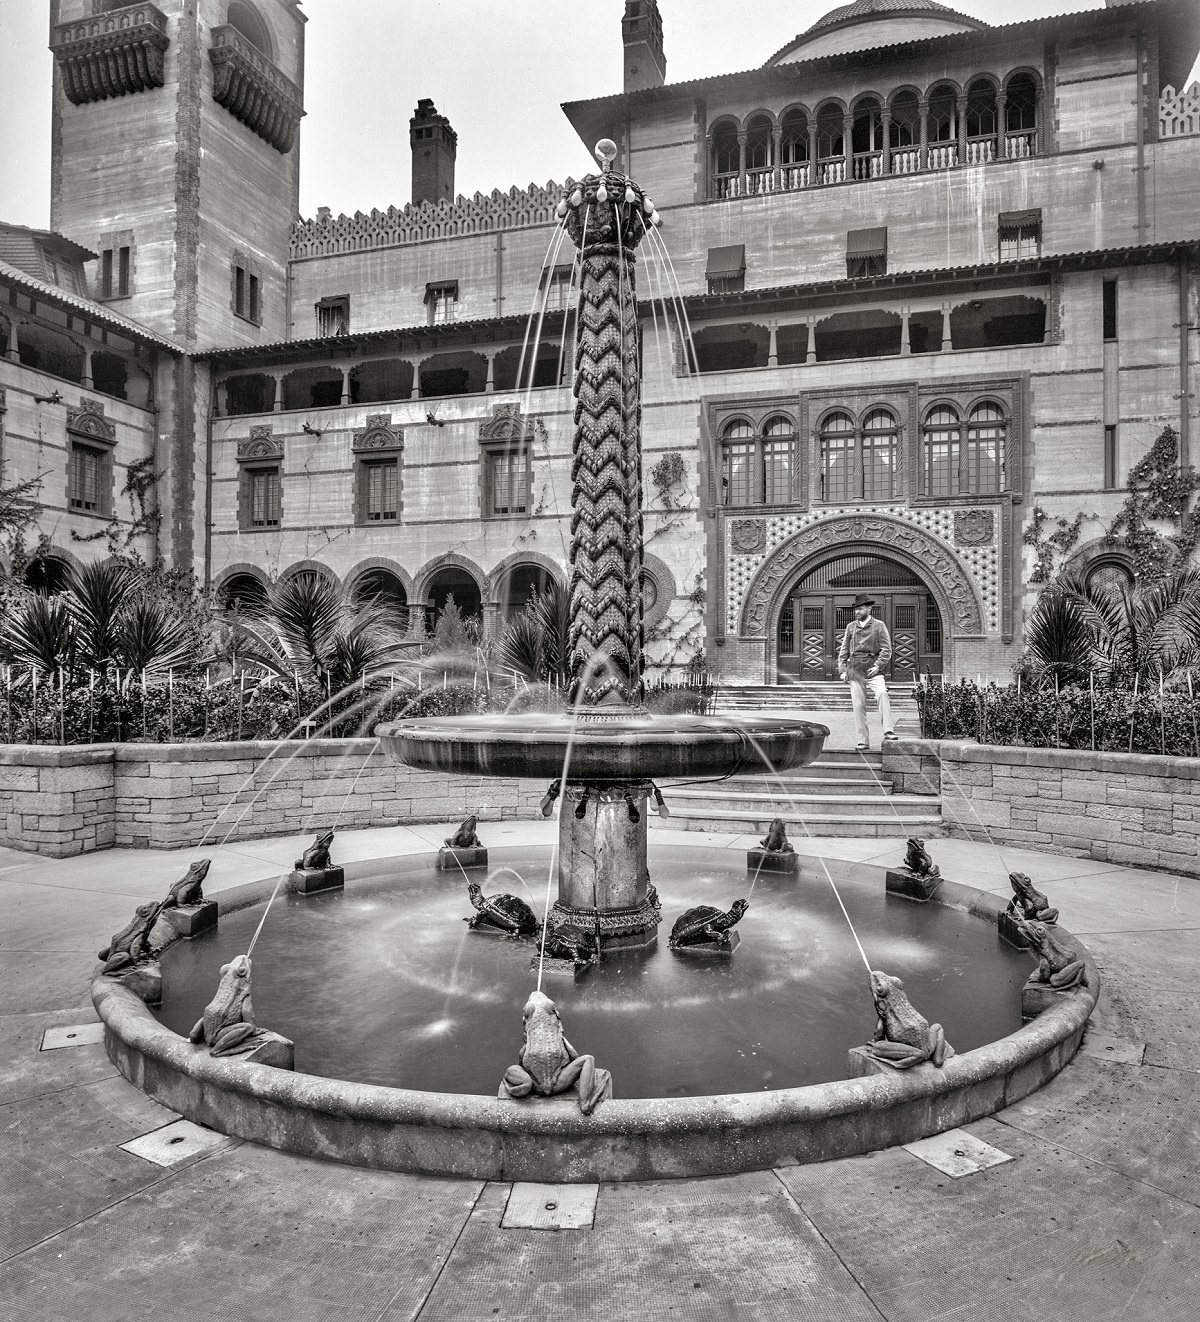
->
xmin=90 ymin=141 xmax=1100 ymax=1182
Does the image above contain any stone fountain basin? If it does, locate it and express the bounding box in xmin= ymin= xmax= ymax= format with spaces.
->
xmin=376 ymin=712 xmax=830 ymax=781
xmin=92 ymin=870 xmax=1098 ymax=1183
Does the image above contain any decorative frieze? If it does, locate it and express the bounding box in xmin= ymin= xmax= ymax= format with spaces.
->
xmin=209 ymin=25 xmax=304 ymax=154
xmin=51 ymin=3 xmax=168 ymax=105
xmin=479 ymin=403 xmax=535 ymax=445
xmin=66 ymin=399 xmax=116 ymax=447
xmin=237 ymin=425 xmax=282 ymax=462
xmin=353 ymin=415 xmax=404 ymax=453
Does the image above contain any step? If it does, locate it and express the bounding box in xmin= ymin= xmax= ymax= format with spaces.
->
xmin=651 ymin=813 xmax=942 ymax=840
xmin=663 ymin=788 xmax=940 ymax=819
xmin=691 ymin=775 xmax=887 ymax=795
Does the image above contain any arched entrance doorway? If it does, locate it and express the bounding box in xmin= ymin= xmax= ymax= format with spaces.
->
xmin=776 ymin=551 xmax=943 ymax=682
xmin=426 ymin=567 xmax=482 ymax=629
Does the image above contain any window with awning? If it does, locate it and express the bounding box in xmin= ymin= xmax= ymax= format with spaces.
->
xmin=998 ymin=209 xmax=1042 ymax=260
xmin=706 ymin=244 xmax=746 ymax=294
xmin=846 ymin=228 xmax=887 ymax=278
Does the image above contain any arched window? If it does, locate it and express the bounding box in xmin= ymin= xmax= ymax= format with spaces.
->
xmin=816 ymin=104 xmax=846 ymax=184
xmin=763 ymin=416 xmax=796 ymax=504
xmin=227 ymin=1 xmax=273 ymax=56
xmin=1004 ymin=73 xmax=1039 ymax=158
xmin=851 ymin=97 xmax=884 ymax=180
xmin=1085 ymin=558 xmax=1134 ymax=595
xmin=965 ymin=78 xmax=998 ymax=162
xmin=721 ymin=420 xmax=756 ymax=507
xmin=862 ymin=408 xmax=899 ymax=500
xmin=820 ymin=411 xmax=856 ymax=503
xmin=745 ymin=115 xmax=774 ymax=194
xmin=927 ymin=84 xmax=959 ymax=168
xmin=921 ymin=405 xmax=961 ymax=497
xmin=780 ymin=109 xmax=809 ymax=189
xmin=889 ymin=91 xmax=921 ymax=174
xmin=710 ymin=122 xmax=740 ymax=199
xmin=966 ymin=401 xmax=1006 ymax=494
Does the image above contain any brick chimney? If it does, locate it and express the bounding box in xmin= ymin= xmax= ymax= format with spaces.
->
xmin=410 ymin=99 xmax=458 ymax=206
xmin=623 ymin=0 xmax=666 ymax=93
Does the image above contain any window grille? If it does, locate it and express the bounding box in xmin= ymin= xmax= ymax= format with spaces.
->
xmin=921 ymin=405 xmax=960 ymax=498
xmin=363 ymin=459 xmax=398 ymax=521
xmin=247 ymin=467 xmax=280 ymax=527
xmin=68 ymin=443 xmax=104 ymax=511
xmin=820 ymin=411 xmax=855 ymax=503
xmin=489 ymin=451 xmax=530 ymax=515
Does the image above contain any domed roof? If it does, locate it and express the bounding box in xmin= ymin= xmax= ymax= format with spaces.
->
xmin=766 ymin=0 xmax=987 ymax=66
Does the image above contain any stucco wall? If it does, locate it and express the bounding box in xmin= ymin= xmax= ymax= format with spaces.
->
xmin=0 ymin=740 xmax=541 ymax=857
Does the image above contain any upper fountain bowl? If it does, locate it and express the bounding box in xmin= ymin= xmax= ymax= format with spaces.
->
xmin=377 ymin=711 xmax=829 ymax=781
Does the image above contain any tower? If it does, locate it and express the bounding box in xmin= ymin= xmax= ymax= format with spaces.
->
xmin=622 ymin=0 xmax=666 ymax=93
xmin=410 ymin=99 xmax=457 ymax=206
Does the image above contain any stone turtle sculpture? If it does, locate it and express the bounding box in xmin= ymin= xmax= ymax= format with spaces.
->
xmin=465 ymin=879 xmax=540 ymax=937
xmin=1007 ymin=872 xmax=1059 ymax=924
xmin=162 ymin=859 xmax=210 ymax=908
xmin=669 ymin=898 xmax=748 ymax=950
xmin=188 ymin=954 xmax=262 ymax=1056
xmin=903 ymin=837 xmax=940 ymax=878
xmin=540 ymin=928 xmax=599 ymax=967
xmin=98 ymin=901 xmax=163 ymax=974
xmin=758 ymin=818 xmax=794 ymax=854
xmin=296 ymin=829 xmax=335 ymax=871
xmin=864 ymin=969 xmax=954 ymax=1069
xmin=501 ymin=990 xmax=612 ymax=1114
xmin=446 ymin=816 xmax=483 ymax=850
xmin=1014 ymin=916 xmax=1086 ymax=989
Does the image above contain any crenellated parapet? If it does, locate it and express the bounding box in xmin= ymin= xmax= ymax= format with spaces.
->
xmin=1160 ymin=83 xmax=1200 ymax=139
xmin=51 ymin=3 xmax=169 ymax=106
xmin=289 ymin=180 xmax=579 ymax=259
xmin=209 ymin=24 xmax=304 ymax=154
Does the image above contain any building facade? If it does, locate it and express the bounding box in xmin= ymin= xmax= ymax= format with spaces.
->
xmin=4 ymin=0 xmax=1200 ymax=683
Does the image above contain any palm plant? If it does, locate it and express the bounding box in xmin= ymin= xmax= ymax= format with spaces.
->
xmin=1021 ymin=589 xmax=1097 ymax=687
xmin=116 ymin=599 xmax=196 ymax=673
xmin=69 ymin=560 xmax=133 ymax=669
xmin=495 ymin=580 xmax=571 ymax=685
xmin=0 ymin=594 xmax=74 ymax=677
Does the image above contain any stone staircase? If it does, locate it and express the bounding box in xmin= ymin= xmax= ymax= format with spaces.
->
xmin=710 ymin=683 xmax=920 ymax=716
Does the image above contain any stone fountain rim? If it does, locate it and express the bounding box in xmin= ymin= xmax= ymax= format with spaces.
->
xmin=92 ymin=866 xmax=1099 ymax=1182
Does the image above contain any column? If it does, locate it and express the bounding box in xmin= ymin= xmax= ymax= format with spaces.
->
xmin=485 ymin=350 xmax=496 ymax=393
xmin=272 ymin=372 xmax=284 ymax=412
xmin=940 ymin=304 xmax=953 ymax=352
xmin=997 ymin=91 xmax=1008 ymax=159
xmin=900 ymin=308 xmax=911 ymax=356
xmin=807 ymin=121 xmax=818 ymax=184
xmin=214 ymin=380 xmax=228 ymax=418
xmin=1035 ymin=88 xmax=1045 ymax=154
xmin=736 ymin=131 xmax=747 ymax=195
xmin=771 ymin=127 xmax=783 ymax=191
xmin=957 ymin=93 xmax=968 ymax=165
xmin=767 ymin=321 xmax=778 ymax=368
xmin=411 ymin=361 xmax=422 ymax=400
xmin=4 ymin=320 xmax=17 ymax=362
xmin=842 ymin=110 xmax=853 ymax=181
xmin=339 ymin=365 xmax=352 ymax=406
xmin=918 ymin=99 xmax=929 ymax=171
xmin=80 ymin=345 xmax=94 ymax=389
xmin=881 ymin=108 xmax=892 ymax=175
xmin=806 ymin=319 xmax=817 ymax=365
xmin=482 ymin=601 xmax=502 ymax=643
xmin=704 ymin=134 xmax=714 ymax=198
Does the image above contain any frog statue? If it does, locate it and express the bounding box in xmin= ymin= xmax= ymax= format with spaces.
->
xmin=758 ymin=818 xmax=794 ymax=854
xmin=902 ymin=837 xmax=941 ymax=878
xmin=446 ymin=815 xmax=483 ymax=850
xmin=97 ymin=901 xmax=163 ymax=975
xmin=296 ymin=829 xmax=335 ymax=872
xmin=1013 ymin=915 xmax=1087 ymax=989
xmin=864 ymin=970 xmax=955 ymax=1069
xmin=1007 ymin=872 xmax=1059 ymax=924
xmin=161 ymin=858 xmax=210 ymax=909
xmin=188 ymin=954 xmax=263 ymax=1056
xmin=501 ymin=990 xmax=612 ymax=1114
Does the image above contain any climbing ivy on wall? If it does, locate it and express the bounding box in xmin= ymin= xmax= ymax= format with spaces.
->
xmin=1105 ymin=424 xmax=1200 ymax=581
xmin=70 ymin=455 xmax=162 ymax=553
xmin=1023 ymin=506 xmax=1085 ymax=585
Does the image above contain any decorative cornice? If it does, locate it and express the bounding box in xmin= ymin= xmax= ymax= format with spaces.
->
xmin=352 ymin=414 xmax=404 ymax=454
xmin=478 ymin=403 xmax=535 ymax=446
xmin=209 ymin=25 xmax=304 ymax=154
xmin=66 ymin=399 xmax=116 ymax=446
xmin=237 ymin=426 xmax=283 ymax=462
xmin=51 ymin=4 xmax=168 ymax=106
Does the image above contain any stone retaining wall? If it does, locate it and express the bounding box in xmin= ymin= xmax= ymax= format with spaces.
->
xmin=0 ymin=741 xmax=542 ymax=857
xmin=884 ymin=738 xmax=1200 ymax=876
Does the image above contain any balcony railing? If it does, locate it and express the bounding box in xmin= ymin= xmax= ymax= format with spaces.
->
xmin=852 ymin=150 xmax=884 ymax=181
xmin=966 ymin=136 xmax=997 ymax=165
xmin=817 ymin=158 xmax=847 ymax=185
xmin=50 ymin=3 xmax=168 ymax=104
xmin=1005 ymin=129 xmax=1036 ymax=158
xmin=746 ymin=167 xmax=775 ymax=195
xmin=927 ymin=143 xmax=959 ymax=170
xmin=890 ymin=147 xmax=921 ymax=175
xmin=209 ymin=24 xmax=304 ymax=153
xmin=781 ymin=163 xmax=810 ymax=190
xmin=713 ymin=171 xmax=740 ymax=199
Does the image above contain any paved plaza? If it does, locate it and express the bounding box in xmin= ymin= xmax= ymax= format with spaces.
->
xmin=2 ymin=820 xmax=1197 ymax=1320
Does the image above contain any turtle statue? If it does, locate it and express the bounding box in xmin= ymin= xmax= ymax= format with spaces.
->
xmin=97 ymin=901 xmax=163 ymax=974
xmin=161 ymin=859 xmax=210 ymax=909
xmin=669 ymin=898 xmax=748 ymax=951
xmin=758 ymin=818 xmax=794 ymax=854
xmin=1007 ymin=872 xmax=1059 ymax=924
xmin=465 ymin=879 xmax=540 ymax=937
xmin=540 ymin=927 xmax=599 ymax=968
xmin=501 ymin=990 xmax=612 ymax=1114
xmin=296 ymin=829 xmax=334 ymax=872
xmin=188 ymin=954 xmax=262 ymax=1057
xmin=446 ymin=815 xmax=483 ymax=850
xmin=902 ymin=837 xmax=941 ymax=878
xmin=864 ymin=969 xmax=954 ymax=1069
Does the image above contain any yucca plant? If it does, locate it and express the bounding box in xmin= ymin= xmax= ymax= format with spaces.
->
xmin=0 ymin=594 xmax=74 ymax=677
xmin=115 ymin=599 xmax=196 ymax=673
xmin=69 ymin=560 xmax=133 ymax=669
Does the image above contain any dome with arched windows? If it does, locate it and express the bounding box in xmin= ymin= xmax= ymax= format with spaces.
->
xmin=765 ymin=0 xmax=987 ymax=65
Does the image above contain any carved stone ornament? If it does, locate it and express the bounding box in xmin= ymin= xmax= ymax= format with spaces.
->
xmin=209 ymin=25 xmax=304 ymax=154
xmin=352 ymin=415 xmax=403 ymax=454
xmin=66 ymin=399 xmax=116 ymax=447
xmin=51 ymin=4 xmax=169 ymax=105
xmin=237 ymin=426 xmax=283 ymax=462
xmin=479 ymin=403 xmax=535 ymax=446
xmin=954 ymin=509 xmax=995 ymax=547
xmin=740 ymin=513 xmax=983 ymax=636
xmin=729 ymin=518 xmax=767 ymax=555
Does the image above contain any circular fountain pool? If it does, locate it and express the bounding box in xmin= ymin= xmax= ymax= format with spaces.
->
xmin=155 ymin=844 xmax=1029 ymax=1098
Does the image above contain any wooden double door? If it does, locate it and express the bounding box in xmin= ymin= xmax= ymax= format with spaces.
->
xmin=777 ymin=590 xmax=942 ymax=682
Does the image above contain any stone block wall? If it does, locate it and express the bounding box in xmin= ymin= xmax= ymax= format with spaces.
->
xmin=0 ymin=740 xmax=541 ymax=857
xmin=884 ymin=738 xmax=1200 ymax=876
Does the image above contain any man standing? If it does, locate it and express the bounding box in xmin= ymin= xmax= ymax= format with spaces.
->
xmin=837 ymin=594 xmax=897 ymax=751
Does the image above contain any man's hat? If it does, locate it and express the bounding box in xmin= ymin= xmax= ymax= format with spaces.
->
xmin=852 ymin=594 xmax=875 ymax=608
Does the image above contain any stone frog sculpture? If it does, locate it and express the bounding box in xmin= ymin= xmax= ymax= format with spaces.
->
xmin=98 ymin=901 xmax=163 ymax=974
xmin=1007 ymin=872 xmax=1059 ymax=924
xmin=669 ymin=898 xmax=749 ymax=951
xmin=161 ymin=859 xmax=210 ymax=908
xmin=188 ymin=954 xmax=262 ymax=1056
xmin=864 ymin=970 xmax=954 ymax=1069
xmin=1014 ymin=916 xmax=1087 ymax=989
xmin=446 ymin=816 xmax=483 ymax=850
xmin=465 ymin=880 xmax=540 ymax=937
xmin=296 ymin=829 xmax=335 ymax=872
xmin=903 ymin=838 xmax=940 ymax=878
xmin=501 ymin=990 xmax=612 ymax=1114
xmin=759 ymin=818 xmax=794 ymax=854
